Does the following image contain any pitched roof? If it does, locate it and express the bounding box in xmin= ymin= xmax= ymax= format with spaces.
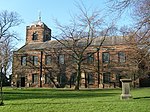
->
xmin=17 ymin=36 xmax=130 ymax=52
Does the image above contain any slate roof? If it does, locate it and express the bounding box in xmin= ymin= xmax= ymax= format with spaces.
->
xmin=17 ymin=36 xmax=130 ymax=52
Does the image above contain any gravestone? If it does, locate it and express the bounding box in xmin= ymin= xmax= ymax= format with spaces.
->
xmin=120 ymin=79 xmax=132 ymax=99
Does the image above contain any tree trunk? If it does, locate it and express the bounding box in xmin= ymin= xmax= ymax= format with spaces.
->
xmin=75 ymin=63 xmax=81 ymax=90
xmin=85 ymin=72 xmax=87 ymax=88
xmin=0 ymin=67 xmax=4 ymax=106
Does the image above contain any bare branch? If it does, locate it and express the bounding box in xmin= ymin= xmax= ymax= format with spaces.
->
xmin=0 ymin=10 xmax=22 ymax=41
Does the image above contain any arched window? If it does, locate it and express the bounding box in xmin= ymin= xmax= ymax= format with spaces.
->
xmin=32 ymin=32 xmax=38 ymax=40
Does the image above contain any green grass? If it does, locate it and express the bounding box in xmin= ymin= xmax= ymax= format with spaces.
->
xmin=0 ymin=87 xmax=150 ymax=112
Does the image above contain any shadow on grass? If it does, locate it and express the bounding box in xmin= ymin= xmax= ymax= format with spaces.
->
xmin=5 ymin=101 xmax=87 ymax=106
xmin=133 ymin=96 xmax=150 ymax=99
xmin=3 ymin=88 xmax=120 ymax=101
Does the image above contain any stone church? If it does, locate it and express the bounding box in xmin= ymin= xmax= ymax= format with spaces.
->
xmin=12 ymin=19 xmax=145 ymax=88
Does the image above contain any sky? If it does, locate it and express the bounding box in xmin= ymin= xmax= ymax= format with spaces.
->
xmin=0 ymin=0 xmax=132 ymax=48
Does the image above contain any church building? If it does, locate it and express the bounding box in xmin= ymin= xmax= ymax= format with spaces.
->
xmin=12 ymin=19 xmax=145 ymax=88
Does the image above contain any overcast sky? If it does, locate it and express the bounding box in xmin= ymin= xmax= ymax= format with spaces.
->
xmin=0 ymin=0 xmax=132 ymax=48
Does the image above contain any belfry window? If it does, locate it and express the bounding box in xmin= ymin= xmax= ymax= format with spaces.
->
xmin=32 ymin=32 xmax=38 ymax=40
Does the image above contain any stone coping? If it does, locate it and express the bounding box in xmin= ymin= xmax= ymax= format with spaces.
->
xmin=120 ymin=79 xmax=132 ymax=82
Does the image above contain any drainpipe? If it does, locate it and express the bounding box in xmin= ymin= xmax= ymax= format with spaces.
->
xmin=40 ymin=51 xmax=43 ymax=87
xmin=97 ymin=48 xmax=100 ymax=88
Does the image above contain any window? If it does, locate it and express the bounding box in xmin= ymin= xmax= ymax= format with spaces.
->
xmin=103 ymin=72 xmax=110 ymax=83
xmin=72 ymin=54 xmax=77 ymax=63
xmin=21 ymin=56 xmax=27 ymax=66
xmin=45 ymin=73 xmax=51 ymax=84
xmin=118 ymin=52 xmax=126 ymax=63
xmin=45 ymin=55 xmax=51 ymax=65
xmin=32 ymin=32 xmax=38 ymax=40
xmin=70 ymin=73 xmax=77 ymax=84
xmin=87 ymin=53 xmax=94 ymax=63
xmin=43 ymin=34 xmax=50 ymax=42
xmin=46 ymin=34 xmax=50 ymax=41
xmin=116 ymin=74 xmax=120 ymax=82
xmin=102 ymin=52 xmax=110 ymax=63
xmin=32 ymin=74 xmax=38 ymax=84
xmin=57 ymin=74 xmax=66 ymax=85
xmin=59 ymin=54 xmax=65 ymax=64
xmin=87 ymin=73 xmax=94 ymax=84
xmin=33 ymin=56 xmax=38 ymax=65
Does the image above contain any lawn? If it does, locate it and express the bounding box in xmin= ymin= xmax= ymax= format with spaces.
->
xmin=0 ymin=87 xmax=150 ymax=112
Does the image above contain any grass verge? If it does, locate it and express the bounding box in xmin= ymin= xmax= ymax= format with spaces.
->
xmin=0 ymin=87 xmax=150 ymax=112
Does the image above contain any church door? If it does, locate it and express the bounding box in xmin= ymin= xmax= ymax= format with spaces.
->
xmin=21 ymin=77 xmax=25 ymax=87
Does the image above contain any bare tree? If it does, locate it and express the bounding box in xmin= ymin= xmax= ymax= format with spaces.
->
xmin=108 ymin=0 xmax=149 ymax=36
xmin=52 ymin=3 xmax=112 ymax=90
xmin=0 ymin=10 xmax=22 ymax=105
xmin=0 ymin=39 xmax=14 ymax=83
xmin=108 ymin=0 xmax=150 ymax=40
xmin=106 ymin=0 xmax=150 ymax=88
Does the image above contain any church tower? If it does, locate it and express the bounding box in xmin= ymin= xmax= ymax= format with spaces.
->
xmin=26 ymin=18 xmax=51 ymax=44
